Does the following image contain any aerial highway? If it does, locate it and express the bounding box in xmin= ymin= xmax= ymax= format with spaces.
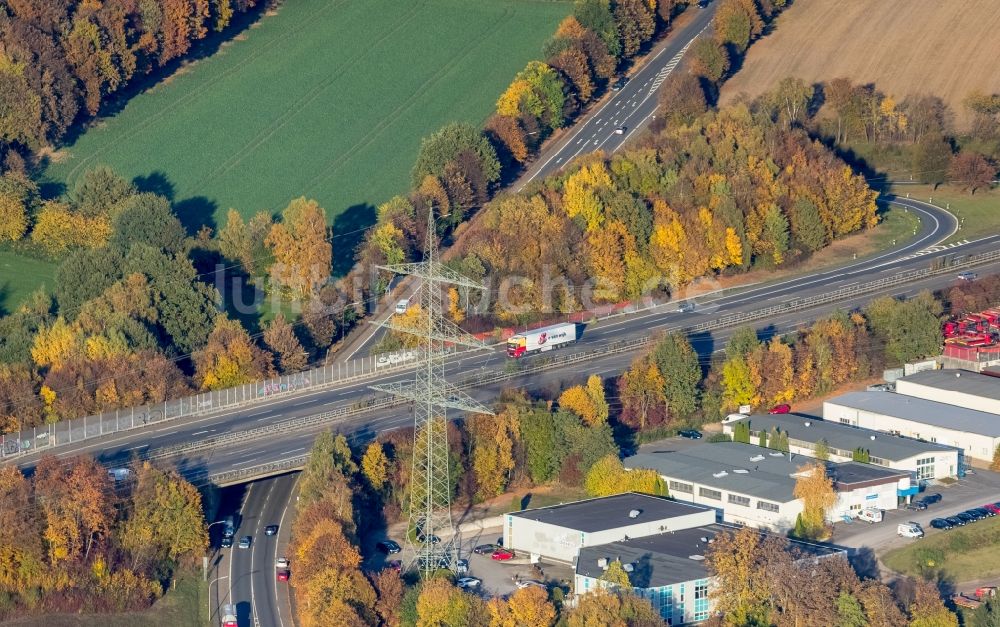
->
xmin=10 ymin=196 xmax=1000 ymax=484
xmin=211 ymin=473 xmax=298 ymax=627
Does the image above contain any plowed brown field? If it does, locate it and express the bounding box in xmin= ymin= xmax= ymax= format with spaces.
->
xmin=720 ymin=0 xmax=1000 ymax=129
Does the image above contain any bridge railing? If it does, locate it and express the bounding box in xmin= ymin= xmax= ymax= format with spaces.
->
xmin=4 ymin=246 xmax=998 ymax=462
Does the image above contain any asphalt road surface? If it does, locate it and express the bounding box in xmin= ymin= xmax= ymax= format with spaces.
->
xmin=211 ymin=474 xmax=297 ymax=627
xmin=516 ymin=3 xmax=718 ymax=190
xmin=10 ymin=200 xmax=1000 ymax=483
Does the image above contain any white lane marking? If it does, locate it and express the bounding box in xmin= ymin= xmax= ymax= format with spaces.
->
xmin=247 ymin=410 xmax=270 ymax=417
xmin=281 ymin=447 xmax=306 ymax=455
xmin=192 ymin=430 xmax=211 ymax=436
xmin=232 ymin=457 xmax=260 ymax=467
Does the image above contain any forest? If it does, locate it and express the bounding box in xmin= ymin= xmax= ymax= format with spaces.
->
xmin=0 ymin=457 xmax=207 ymax=618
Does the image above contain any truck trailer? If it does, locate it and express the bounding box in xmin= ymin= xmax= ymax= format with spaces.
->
xmin=506 ymin=323 xmax=578 ymax=358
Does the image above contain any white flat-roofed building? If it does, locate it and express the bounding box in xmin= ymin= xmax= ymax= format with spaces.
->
xmin=624 ymin=442 xmax=908 ymax=532
xmin=825 ymin=390 xmax=1000 ymax=463
xmin=896 ymin=369 xmax=1000 ymax=415
xmin=722 ymin=413 xmax=960 ymax=482
xmin=504 ymin=493 xmax=715 ymax=565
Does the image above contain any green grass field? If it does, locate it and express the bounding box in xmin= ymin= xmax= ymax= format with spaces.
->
xmin=43 ymin=0 xmax=570 ymax=243
xmin=883 ymin=515 xmax=1000 ymax=583
xmin=887 ymin=184 xmax=1000 ymax=244
xmin=0 ymin=251 xmax=57 ymax=316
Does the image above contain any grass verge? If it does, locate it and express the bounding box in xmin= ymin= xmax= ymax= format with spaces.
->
xmin=887 ymin=184 xmax=1000 ymax=245
xmin=883 ymin=514 xmax=1000 ymax=582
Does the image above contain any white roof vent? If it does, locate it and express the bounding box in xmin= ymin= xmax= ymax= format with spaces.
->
xmin=688 ymin=554 xmax=705 ymax=561
xmin=713 ymin=471 xmax=729 ymax=478
xmin=623 ymin=563 xmax=634 ymax=573
xmin=804 ymin=421 xmax=811 ymax=427
xmin=769 ymin=452 xmax=784 ymax=457
xmin=733 ymin=469 xmax=749 ymax=474
xmin=956 ymin=372 xmax=962 ymax=378
xmin=749 ymin=455 xmax=765 ymax=462
xmin=699 ymin=537 xmax=708 ymax=542
xmin=597 ymin=558 xmax=607 ymax=568
xmin=870 ymin=435 xmax=876 ymax=440
xmin=628 ymin=509 xmax=641 ymax=519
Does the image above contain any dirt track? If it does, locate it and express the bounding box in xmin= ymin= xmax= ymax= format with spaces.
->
xmin=720 ymin=0 xmax=1000 ymax=129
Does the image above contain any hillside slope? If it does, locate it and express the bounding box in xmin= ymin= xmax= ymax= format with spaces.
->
xmin=720 ymin=0 xmax=1000 ymax=129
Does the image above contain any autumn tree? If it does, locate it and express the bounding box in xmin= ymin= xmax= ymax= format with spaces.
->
xmin=34 ymin=455 xmax=114 ymax=564
xmin=706 ymin=526 xmax=787 ymax=625
xmin=218 ymin=209 xmax=274 ymax=277
xmin=912 ymin=134 xmax=952 ymax=188
xmin=488 ymin=585 xmax=556 ymax=627
xmin=412 ymin=122 xmax=501 ymax=189
xmin=585 ymin=454 xmax=666 ymax=497
xmin=361 ymin=441 xmax=390 ymax=492
xmin=263 ymin=313 xmax=308 ymax=374
xmin=558 ymin=375 xmax=609 ymax=426
xmin=374 ymin=568 xmax=404 ymax=627
xmin=618 ymin=356 xmax=667 ymax=431
xmin=908 ymin=579 xmax=958 ymax=627
xmin=497 ymin=61 xmax=567 ymax=131
xmin=467 ymin=411 xmax=517 ymax=500
xmin=564 ymin=588 xmax=661 ymax=626
xmin=614 ymin=0 xmax=655 ymax=59
xmin=193 ymin=316 xmax=274 ymax=390
xmin=415 ymin=576 xmax=486 ymax=627
xmin=0 ymin=172 xmax=34 ymax=241
xmin=690 ymin=38 xmax=729 ymax=83
xmin=656 ymin=72 xmax=708 ymax=129
xmin=266 ymin=197 xmax=333 ymax=298
xmin=713 ymin=0 xmax=764 ymax=52
xmin=949 ymin=151 xmax=996 ymax=194
xmin=792 ymin=461 xmax=836 ymax=540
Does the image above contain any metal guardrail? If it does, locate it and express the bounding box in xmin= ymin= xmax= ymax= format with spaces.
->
xmin=5 ymin=247 xmax=999 ymax=463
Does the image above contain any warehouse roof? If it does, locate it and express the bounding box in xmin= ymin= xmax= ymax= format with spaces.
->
xmin=826 ymin=391 xmax=1000 ymax=438
xmin=829 ymin=461 xmax=908 ymax=488
xmin=576 ymin=524 xmax=844 ymax=588
xmin=507 ymin=493 xmax=712 ymax=533
xmin=624 ymin=442 xmax=802 ymax=503
xmin=729 ymin=414 xmax=958 ymax=461
xmin=898 ymin=369 xmax=1000 ymax=399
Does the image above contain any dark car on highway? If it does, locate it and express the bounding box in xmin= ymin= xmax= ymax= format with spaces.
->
xmin=678 ymin=429 xmax=702 ymax=439
xmin=473 ymin=544 xmax=497 ymax=555
xmin=264 ymin=524 xmax=279 ymax=536
xmin=220 ymin=536 xmax=233 ymax=548
xmin=930 ymin=518 xmax=953 ymax=530
xmin=946 ymin=516 xmax=966 ymax=527
xmin=377 ymin=540 xmax=402 ymax=554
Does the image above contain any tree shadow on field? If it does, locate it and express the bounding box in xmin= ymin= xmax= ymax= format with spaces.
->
xmin=174 ymin=196 xmax=219 ymax=236
xmin=331 ymin=203 xmax=376 ymax=276
xmin=0 ymin=283 xmax=10 ymax=317
xmin=133 ymin=171 xmax=176 ymax=201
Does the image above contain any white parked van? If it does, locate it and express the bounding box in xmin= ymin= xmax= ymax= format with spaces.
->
xmin=395 ymin=299 xmax=410 ymax=314
xmin=857 ymin=508 xmax=883 ymax=524
xmin=897 ymin=522 xmax=923 ymax=538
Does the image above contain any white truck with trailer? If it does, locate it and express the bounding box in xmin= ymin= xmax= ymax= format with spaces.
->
xmin=506 ymin=323 xmax=578 ymax=358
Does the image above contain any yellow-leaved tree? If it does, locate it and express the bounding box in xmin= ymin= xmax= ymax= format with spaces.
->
xmin=361 ymin=441 xmax=389 ymax=491
xmin=193 ymin=317 xmax=274 ymax=390
xmin=265 ymin=197 xmax=332 ymax=298
xmin=792 ymin=461 xmax=836 ymax=540
xmin=558 ymin=375 xmax=608 ymax=426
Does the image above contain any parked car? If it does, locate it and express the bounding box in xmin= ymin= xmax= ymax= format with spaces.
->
xmin=457 ymin=577 xmax=482 ymax=589
xmin=387 ymin=560 xmax=402 ymax=572
xmin=946 ymin=516 xmax=966 ymax=527
xmin=897 ymin=522 xmax=924 ymax=538
xmin=517 ymin=580 xmax=547 ymax=590
xmin=857 ymin=508 xmax=883 ymax=524
xmin=276 ymin=569 xmax=290 ymax=582
xmin=918 ymin=493 xmax=942 ymax=506
xmin=238 ymin=536 xmax=252 ymax=549
xmin=956 ymin=512 xmax=977 ymax=523
xmin=612 ymin=77 xmax=628 ymax=91
xmin=984 ymin=503 xmax=1000 ymax=515
xmin=395 ymin=298 xmax=410 ymax=314
xmin=906 ymin=501 xmax=928 ymax=511
xmin=768 ymin=404 xmax=791 ymax=414
xmin=377 ymin=540 xmax=402 ymax=554
xmin=930 ymin=518 xmax=953 ymax=530
xmin=473 ymin=544 xmax=496 ymax=555
xmin=965 ymin=509 xmax=987 ymax=521
xmin=276 ymin=557 xmax=290 ymax=569
xmin=492 ymin=549 xmax=515 ymax=561
xmin=220 ymin=536 xmax=233 ymax=548
xmin=678 ymin=429 xmax=702 ymax=439
xmin=455 ymin=558 xmax=469 ymax=575
xmin=418 ymin=534 xmax=441 ymax=545
xmin=264 ymin=524 xmax=278 ymax=536
xmin=975 ymin=507 xmax=996 ymax=518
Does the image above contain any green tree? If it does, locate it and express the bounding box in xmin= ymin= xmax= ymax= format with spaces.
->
xmin=652 ymin=332 xmax=701 ymax=418
xmin=574 ymin=0 xmax=620 ymax=58
xmin=762 ymin=204 xmax=790 ymax=265
xmin=792 ymin=198 xmax=827 ymax=252
xmin=837 ymin=591 xmax=867 ymax=627
xmin=0 ymin=172 xmax=35 ymax=242
xmin=110 ymin=192 xmax=187 ymax=254
xmin=733 ymin=420 xmax=751 ymax=443
xmin=722 ymin=357 xmax=757 ymax=410
xmin=600 ymin=559 xmax=632 ymax=589
xmin=412 ymin=122 xmax=501 ymax=188
xmin=726 ymin=326 xmax=760 ymax=360
xmin=690 ymin=38 xmax=729 ymax=83
xmin=72 ymin=165 xmax=135 ymax=218
xmin=853 ymin=447 xmax=870 ymax=463
xmin=758 ymin=429 xmax=767 ymax=448
xmin=814 ymin=439 xmax=830 ymax=461
xmin=55 ymin=248 xmax=125 ymax=320
xmin=912 ymin=134 xmax=952 ymax=188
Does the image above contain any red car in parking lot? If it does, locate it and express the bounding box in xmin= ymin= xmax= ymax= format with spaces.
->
xmin=491 ymin=549 xmax=515 ymax=561
xmin=984 ymin=503 xmax=1000 ymax=515
xmin=768 ymin=404 xmax=791 ymax=414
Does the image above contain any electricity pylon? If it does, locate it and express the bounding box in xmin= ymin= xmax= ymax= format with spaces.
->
xmin=369 ymin=209 xmax=492 ymax=576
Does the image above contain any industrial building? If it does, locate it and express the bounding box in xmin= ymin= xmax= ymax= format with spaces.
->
xmin=722 ymin=414 xmax=961 ymax=480
xmin=575 ymin=523 xmax=845 ymax=624
xmin=895 ymin=369 xmax=1000 ymax=415
xmin=504 ymin=493 xmax=716 ymax=565
xmin=624 ymin=442 xmax=910 ymax=532
xmin=825 ymin=390 xmax=1000 ymax=463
